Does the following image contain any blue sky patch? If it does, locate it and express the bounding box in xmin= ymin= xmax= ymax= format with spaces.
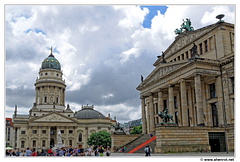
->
xmin=25 ymin=28 xmax=46 ymax=35
xmin=140 ymin=6 xmax=168 ymax=28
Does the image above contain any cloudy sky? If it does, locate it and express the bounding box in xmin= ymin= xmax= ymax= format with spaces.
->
xmin=4 ymin=4 xmax=235 ymax=123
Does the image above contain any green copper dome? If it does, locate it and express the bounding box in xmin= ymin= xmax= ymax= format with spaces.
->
xmin=41 ymin=53 xmax=61 ymax=70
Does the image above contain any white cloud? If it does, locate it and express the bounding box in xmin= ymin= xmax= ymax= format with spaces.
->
xmin=79 ymin=25 xmax=100 ymax=33
xmin=102 ymin=93 xmax=114 ymax=99
xmin=201 ymin=6 xmax=235 ymax=25
xmin=66 ymin=68 xmax=92 ymax=91
xmin=119 ymin=47 xmax=140 ymax=63
xmin=94 ymin=103 xmax=141 ymax=123
xmin=115 ymin=5 xmax=149 ymax=29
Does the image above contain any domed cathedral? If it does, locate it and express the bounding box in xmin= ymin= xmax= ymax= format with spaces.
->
xmin=31 ymin=47 xmax=67 ymax=115
xmin=12 ymin=48 xmax=117 ymax=150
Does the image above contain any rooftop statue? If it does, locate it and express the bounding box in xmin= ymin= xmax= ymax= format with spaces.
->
xmin=175 ymin=18 xmax=194 ymax=35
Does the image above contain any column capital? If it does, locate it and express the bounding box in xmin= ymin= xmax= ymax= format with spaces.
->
xmin=178 ymin=79 xmax=185 ymax=83
xmin=157 ymin=88 xmax=164 ymax=92
xmin=145 ymin=92 xmax=154 ymax=97
xmin=194 ymin=73 xmax=202 ymax=78
xmin=140 ymin=96 xmax=145 ymax=99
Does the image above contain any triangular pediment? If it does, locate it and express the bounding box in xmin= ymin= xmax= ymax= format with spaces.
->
xmin=31 ymin=112 xmax=76 ymax=123
xmin=154 ymin=23 xmax=233 ymax=66
xmin=138 ymin=61 xmax=188 ymax=90
xmin=166 ymin=23 xmax=218 ymax=57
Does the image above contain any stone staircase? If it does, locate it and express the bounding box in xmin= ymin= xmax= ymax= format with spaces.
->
xmin=116 ymin=134 xmax=156 ymax=153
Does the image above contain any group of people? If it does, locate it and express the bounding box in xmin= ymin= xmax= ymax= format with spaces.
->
xmin=6 ymin=145 xmax=111 ymax=157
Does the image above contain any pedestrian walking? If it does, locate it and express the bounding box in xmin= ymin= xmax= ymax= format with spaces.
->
xmin=144 ymin=145 xmax=151 ymax=156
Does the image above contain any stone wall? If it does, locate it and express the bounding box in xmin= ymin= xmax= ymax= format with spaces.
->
xmin=111 ymin=134 xmax=142 ymax=151
xmin=155 ymin=126 xmax=234 ymax=153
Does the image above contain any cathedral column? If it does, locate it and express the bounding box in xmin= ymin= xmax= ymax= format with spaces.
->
xmin=35 ymin=88 xmax=38 ymax=104
xmin=48 ymin=86 xmax=50 ymax=103
xmin=65 ymin=126 xmax=69 ymax=146
xmin=38 ymin=126 xmax=41 ymax=148
xmin=194 ymin=74 xmax=204 ymax=126
xmin=47 ymin=126 xmax=51 ymax=148
xmin=141 ymin=96 xmax=147 ymax=134
xmin=168 ymin=85 xmax=174 ymax=116
xmin=180 ymin=79 xmax=188 ymax=126
xmin=148 ymin=93 xmax=155 ymax=133
xmin=39 ymin=87 xmax=43 ymax=104
xmin=54 ymin=86 xmax=57 ymax=104
xmin=62 ymin=89 xmax=65 ymax=106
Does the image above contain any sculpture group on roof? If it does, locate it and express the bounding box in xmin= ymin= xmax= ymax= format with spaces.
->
xmin=175 ymin=18 xmax=194 ymax=35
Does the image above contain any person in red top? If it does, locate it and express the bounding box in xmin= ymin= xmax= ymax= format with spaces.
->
xmin=31 ymin=148 xmax=37 ymax=156
xmin=48 ymin=146 xmax=53 ymax=156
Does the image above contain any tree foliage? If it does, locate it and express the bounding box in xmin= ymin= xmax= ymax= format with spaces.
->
xmin=130 ymin=125 xmax=142 ymax=134
xmin=87 ymin=131 xmax=111 ymax=147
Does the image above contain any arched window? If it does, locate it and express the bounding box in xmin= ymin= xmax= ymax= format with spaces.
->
xmin=44 ymin=96 xmax=47 ymax=103
xmin=78 ymin=133 xmax=82 ymax=142
xmin=56 ymin=97 xmax=59 ymax=103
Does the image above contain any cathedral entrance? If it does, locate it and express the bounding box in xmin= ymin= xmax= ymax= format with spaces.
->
xmin=50 ymin=138 xmax=55 ymax=148
xmin=50 ymin=126 xmax=57 ymax=147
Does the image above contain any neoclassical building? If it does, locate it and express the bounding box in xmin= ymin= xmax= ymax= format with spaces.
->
xmin=137 ymin=20 xmax=234 ymax=153
xmin=12 ymin=50 xmax=116 ymax=150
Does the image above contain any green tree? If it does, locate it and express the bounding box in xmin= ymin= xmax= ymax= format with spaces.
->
xmin=87 ymin=131 xmax=111 ymax=148
xmin=130 ymin=125 xmax=142 ymax=134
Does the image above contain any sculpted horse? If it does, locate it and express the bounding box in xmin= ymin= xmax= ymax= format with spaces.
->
xmin=158 ymin=110 xmax=174 ymax=123
xmin=112 ymin=123 xmax=124 ymax=132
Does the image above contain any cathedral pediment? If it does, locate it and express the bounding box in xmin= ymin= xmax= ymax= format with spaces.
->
xmin=30 ymin=112 xmax=76 ymax=123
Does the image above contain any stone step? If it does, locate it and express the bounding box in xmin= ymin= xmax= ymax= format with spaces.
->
xmin=117 ymin=134 xmax=156 ymax=153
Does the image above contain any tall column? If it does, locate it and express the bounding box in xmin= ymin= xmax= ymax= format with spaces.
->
xmin=48 ymin=86 xmax=50 ymax=103
xmin=141 ymin=96 xmax=147 ymax=134
xmin=194 ymin=74 xmax=204 ymax=126
xmin=168 ymin=85 xmax=174 ymax=116
xmin=180 ymin=80 xmax=188 ymax=126
xmin=47 ymin=126 xmax=51 ymax=148
xmin=16 ymin=127 xmax=20 ymax=149
xmin=201 ymin=80 xmax=207 ymax=126
xmin=149 ymin=93 xmax=155 ymax=133
xmin=35 ymin=88 xmax=38 ymax=104
xmin=63 ymin=89 xmax=65 ymax=106
xmin=157 ymin=89 xmax=164 ymax=113
xmin=39 ymin=87 xmax=43 ymax=104
xmin=188 ymin=87 xmax=194 ymax=126
xmin=216 ymin=76 xmax=224 ymax=126
xmin=177 ymin=91 xmax=182 ymax=126
xmin=38 ymin=126 xmax=41 ymax=148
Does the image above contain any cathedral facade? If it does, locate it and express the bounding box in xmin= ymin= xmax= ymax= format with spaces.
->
xmin=12 ymin=51 xmax=116 ymax=150
xmin=137 ymin=21 xmax=234 ymax=153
